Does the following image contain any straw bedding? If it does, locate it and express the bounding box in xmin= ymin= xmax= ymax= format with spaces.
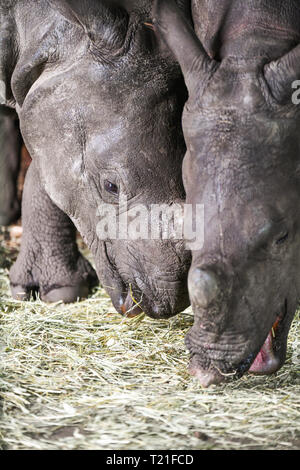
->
xmin=0 ymin=227 xmax=299 ymax=450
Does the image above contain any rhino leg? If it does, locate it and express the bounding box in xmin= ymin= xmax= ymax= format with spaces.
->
xmin=10 ymin=161 xmax=98 ymax=303
xmin=0 ymin=106 xmax=22 ymax=226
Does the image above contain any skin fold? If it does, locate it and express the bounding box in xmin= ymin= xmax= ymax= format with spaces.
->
xmin=1 ymin=0 xmax=191 ymax=318
xmin=153 ymin=0 xmax=300 ymax=385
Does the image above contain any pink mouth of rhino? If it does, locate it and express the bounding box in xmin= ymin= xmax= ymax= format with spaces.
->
xmin=249 ymin=307 xmax=286 ymax=375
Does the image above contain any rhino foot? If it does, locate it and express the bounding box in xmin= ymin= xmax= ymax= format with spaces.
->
xmin=10 ymin=253 xmax=98 ymax=304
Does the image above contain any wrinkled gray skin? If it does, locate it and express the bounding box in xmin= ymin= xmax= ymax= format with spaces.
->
xmin=154 ymin=0 xmax=300 ymax=385
xmin=0 ymin=106 xmax=22 ymax=225
xmin=0 ymin=0 xmax=191 ymax=318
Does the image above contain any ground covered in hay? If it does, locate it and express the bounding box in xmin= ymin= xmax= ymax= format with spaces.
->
xmin=0 ymin=226 xmax=299 ymax=450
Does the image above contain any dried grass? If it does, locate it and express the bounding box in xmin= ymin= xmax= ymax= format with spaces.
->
xmin=0 ymin=229 xmax=299 ymax=450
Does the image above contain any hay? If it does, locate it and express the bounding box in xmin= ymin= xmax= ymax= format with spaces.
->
xmin=0 ymin=230 xmax=299 ymax=450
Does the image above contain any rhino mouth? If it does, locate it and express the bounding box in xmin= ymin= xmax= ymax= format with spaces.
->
xmin=102 ymin=242 xmax=189 ymax=319
xmin=188 ymin=299 xmax=291 ymax=387
xmin=110 ymin=272 xmax=188 ymax=320
xmin=247 ymin=299 xmax=288 ymax=375
xmin=120 ymin=289 xmax=144 ymax=318
xmin=119 ymin=282 xmax=189 ymax=320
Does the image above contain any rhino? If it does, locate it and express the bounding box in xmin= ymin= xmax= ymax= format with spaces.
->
xmin=154 ymin=0 xmax=300 ymax=385
xmin=0 ymin=0 xmax=191 ymax=318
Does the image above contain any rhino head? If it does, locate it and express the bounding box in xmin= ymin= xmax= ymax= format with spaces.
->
xmin=154 ymin=0 xmax=300 ymax=385
xmin=1 ymin=0 xmax=191 ymax=318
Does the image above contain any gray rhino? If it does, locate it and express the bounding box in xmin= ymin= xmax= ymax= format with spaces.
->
xmin=0 ymin=0 xmax=191 ymax=318
xmin=154 ymin=0 xmax=300 ymax=385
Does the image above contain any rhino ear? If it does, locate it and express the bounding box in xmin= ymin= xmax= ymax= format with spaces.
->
xmin=46 ymin=0 xmax=129 ymax=52
xmin=152 ymin=0 xmax=217 ymax=94
xmin=264 ymin=44 xmax=300 ymax=103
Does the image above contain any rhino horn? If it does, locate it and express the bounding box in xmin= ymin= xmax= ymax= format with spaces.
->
xmin=152 ymin=0 xmax=218 ymax=95
xmin=264 ymin=44 xmax=300 ymax=103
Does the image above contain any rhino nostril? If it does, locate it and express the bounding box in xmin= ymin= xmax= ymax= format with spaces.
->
xmin=188 ymin=268 xmax=220 ymax=308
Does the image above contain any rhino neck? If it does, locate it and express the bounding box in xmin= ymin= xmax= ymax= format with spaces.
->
xmin=192 ymin=0 xmax=300 ymax=62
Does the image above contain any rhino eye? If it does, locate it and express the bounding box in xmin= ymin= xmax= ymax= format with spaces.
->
xmin=104 ymin=180 xmax=119 ymax=196
xmin=276 ymin=232 xmax=289 ymax=245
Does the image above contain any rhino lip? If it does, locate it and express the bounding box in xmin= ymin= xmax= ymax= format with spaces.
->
xmin=120 ymin=291 xmax=144 ymax=318
xmin=248 ymin=299 xmax=288 ymax=375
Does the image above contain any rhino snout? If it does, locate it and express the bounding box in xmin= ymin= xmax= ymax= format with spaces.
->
xmin=189 ymin=359 xmax=225 ymax=388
